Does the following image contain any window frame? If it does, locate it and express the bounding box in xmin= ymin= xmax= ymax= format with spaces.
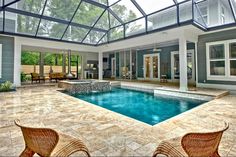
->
xmin=206 ymin=39 xmax=236 ymax=81
xmin=229 ymin=42 xmax=236 ymax=76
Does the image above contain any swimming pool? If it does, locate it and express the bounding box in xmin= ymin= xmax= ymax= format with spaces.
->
xmin=72 ymin=87 xmax=206 ymax=125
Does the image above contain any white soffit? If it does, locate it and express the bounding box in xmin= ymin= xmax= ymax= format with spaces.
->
xmin=99 ymin=25 xmax=204 ymax=52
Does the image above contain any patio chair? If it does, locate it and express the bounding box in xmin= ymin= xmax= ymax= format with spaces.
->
xmin=31 ymin=73 xmax=45 ymax=84
xmin=14 ymin=119 xmax=90 ymax=157
xmin=153 ymin=122 xmax=229 ymax=157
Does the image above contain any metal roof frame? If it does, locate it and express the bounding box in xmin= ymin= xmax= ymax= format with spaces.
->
xmin=0 ymin=0 xmax=235 ymax=46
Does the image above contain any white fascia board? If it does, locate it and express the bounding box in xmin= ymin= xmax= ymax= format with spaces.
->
xmin=15 ymin=36 xmax=100 ymax=53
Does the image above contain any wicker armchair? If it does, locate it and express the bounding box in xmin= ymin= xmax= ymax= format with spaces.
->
xmin=15 ymin=119 xmax=90 ymax=157
xmin=153 ymin=122 xmax=229 ymax=157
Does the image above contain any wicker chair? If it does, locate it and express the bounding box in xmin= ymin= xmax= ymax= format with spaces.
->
xmin=15 ymin=119 xmax=90 ymax=157
xmin=153 ymin=122 xmax=229 ymax=157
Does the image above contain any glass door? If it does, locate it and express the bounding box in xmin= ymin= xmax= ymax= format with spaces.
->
xmin=144 ymin=54 xmax=160 ymax=79
xmin=171 ymin=50 xmax=195 ymax=82
xmin=111 ymin=57 xmax=116 ymax=77
xmin=144 ymin=56 xmax=151 ymax=78
xmin=152 ymin=56 xmax=159 ymax=79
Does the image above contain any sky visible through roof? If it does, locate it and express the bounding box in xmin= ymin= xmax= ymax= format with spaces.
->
xmin=0 ymin=0 xmax=236 ymax=45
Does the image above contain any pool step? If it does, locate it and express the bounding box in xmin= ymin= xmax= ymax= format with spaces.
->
xmin=154 ymin=88 xmax=229 ymax=101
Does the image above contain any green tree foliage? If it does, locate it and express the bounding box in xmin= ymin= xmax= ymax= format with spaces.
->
xmin=21 ymin=51 xmax=80 ymax=66
xmin=17 ymin=0 xmax=141 ymax=43
xmin=17 ymin=0 xmax=45 ymax=34
xmin=21 ymin=51 xmax=40 ymax=65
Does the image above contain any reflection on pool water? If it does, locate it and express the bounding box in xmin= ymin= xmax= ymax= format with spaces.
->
xmin=72 ymin=87 xmax=206 ymax=125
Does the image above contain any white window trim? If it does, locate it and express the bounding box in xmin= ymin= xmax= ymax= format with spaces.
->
xmin=0 ymin=44 xmax=2 ymax=78
xmin=206 ymin=39 xmax=236 ymax=81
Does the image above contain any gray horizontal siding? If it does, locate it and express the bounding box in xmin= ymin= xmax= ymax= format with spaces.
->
xmin=137 ymin=43 xmax=195 ymax=79
xmin=197 ymin=29 xmax=236 ymax=85
xmin=0 ymin=35 xmax=14 ymax=83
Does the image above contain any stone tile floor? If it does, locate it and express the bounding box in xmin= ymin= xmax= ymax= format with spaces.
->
xmin=0 ymin=86 xmax=236 ymax=156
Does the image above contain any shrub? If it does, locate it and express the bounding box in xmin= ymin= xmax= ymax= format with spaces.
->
xmin=0 ymin=81 xmax=13 ymax=92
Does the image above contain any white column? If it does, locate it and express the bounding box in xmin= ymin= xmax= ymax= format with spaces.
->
xmin=14 ymin=37 xmax=21 ymax=87
xmin=98 ymin=52 xmax=103 ymax=80
xmin=130 ymin=49 xmax=132 ymax=80
xmin=195 ymin=42 xmax=198 ymax=87
xmin=179 ymin=36 xmax=188 ymax=91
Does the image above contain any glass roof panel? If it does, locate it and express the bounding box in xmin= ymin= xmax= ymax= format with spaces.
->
xmin=91 ymin=0 xmax=108 ymax=5
xmin=4 ymin=12 xmax=17 ymax=32
xmin=125 ymin=17 xmax=145 ymax=37
xmin=0 ymin=12 xmax=3 ymax=31
xmin=83 ymin=30 xmax=106 ymax=44
xmin=37 ymin=19 xmax=67 ymax=39
xmin=212 ymin=0 xmax=234 ymax=25
xmin=147 ymin=6 xmax=177 ymax=31
xmin=110 ymin=0 xmax=143 ymax=23
xmin=9 ymin=0 xmax=46 ymax=15
xmin=4 ymin=0 xmax=17 ymax=6
xmin=176 ymin=0 xmax=186 ymax=2
xmin=62 ymin=25 xmax=89 ymax=42
xmin=109 ymin=11 xmax=122 ymax=28
xmin=5 ymin=12 xmax=40 ymax=35
xmin=72 ymin=1 xmax=105 ymax=26
xmin=94 ymin=10 xmax=109 ymax=30
xmin=135 ymin=0 xmax=175 ymax=14
xmin=232 ymin=0 xmax=236 ymax=16
xmin=98 ymin=34 xmax=108 ymax=44
xmin=43 ymin=0 xmax=81 ymax=21
xmin=109 ymin=25 xmax=124 ymax=41
xmin=194 ymin=0 xmax=208 ymax=27
xmin=108 ymin=0 xmax=120 ymax=6
xmin=179 ymin=1 xmax=192 ymax=22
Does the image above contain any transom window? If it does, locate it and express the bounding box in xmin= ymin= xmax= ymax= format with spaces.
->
xmin=207 ymin=40 xmax=236 ymax=81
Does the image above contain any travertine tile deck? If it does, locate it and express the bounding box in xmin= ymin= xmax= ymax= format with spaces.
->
xmin=0 ymin=86 xmax=235 ymax=156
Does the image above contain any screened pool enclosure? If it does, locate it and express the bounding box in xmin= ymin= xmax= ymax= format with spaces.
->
xmin=0 ymin=0 xmax=236 ymax=45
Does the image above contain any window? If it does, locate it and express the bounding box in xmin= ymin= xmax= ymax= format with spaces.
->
xmin=209 ymin=44 xmax=225 ymax=76
xmin=207 ymin=40 xmax=236 ymax=80
xmin=221 ymin=7 xmax=225 ymax=24
xmin=230 ymin=42 xmax=236 ymax=76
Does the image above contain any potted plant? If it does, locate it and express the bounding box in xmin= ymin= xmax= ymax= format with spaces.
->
xmin=0 ymin=81 xmax=15 ymax=92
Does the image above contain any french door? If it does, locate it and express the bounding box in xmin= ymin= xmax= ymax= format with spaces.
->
xmin=143 ymin=53 xmax=160 ymax=80
xmin=171 ymin=50 xmax=195 ymax=82
xmin=111 ymin=57 xmax=116 ymax=77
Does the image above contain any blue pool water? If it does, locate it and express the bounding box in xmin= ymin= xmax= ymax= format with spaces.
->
xmin=72 ymin=87 xmax=206 ymax=125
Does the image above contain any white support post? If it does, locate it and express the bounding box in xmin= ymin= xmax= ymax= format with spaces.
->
xmin=195 ymin=42 xmax=198 ymax=87
xmin=130 ymin=49 xmax=132 ymax=80
xmin=179 ymin=36 xmax=188 ymax=91
xmin=14 ymin=37 xmax=21 ymax=87
xmin=98 ymin=52 xmax=103 ymax=80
